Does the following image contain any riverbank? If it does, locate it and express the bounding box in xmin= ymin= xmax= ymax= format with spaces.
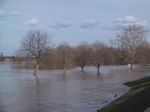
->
xmin=97 ymin=76 xmax=150 ymax=112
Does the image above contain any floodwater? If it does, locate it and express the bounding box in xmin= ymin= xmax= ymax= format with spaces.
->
xmin=0 ymin=62 xmax=149 ymax=112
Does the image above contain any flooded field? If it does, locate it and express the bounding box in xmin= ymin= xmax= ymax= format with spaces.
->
xmin=0 ymin=62 xmax=149 ymax=112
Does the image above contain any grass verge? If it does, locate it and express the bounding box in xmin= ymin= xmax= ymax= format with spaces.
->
xmin=97 ymin=76 xmax=150 ymax=112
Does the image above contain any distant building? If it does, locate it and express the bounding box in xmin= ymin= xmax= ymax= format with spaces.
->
xmin=0 ymin=54 xmax=5 ymax=61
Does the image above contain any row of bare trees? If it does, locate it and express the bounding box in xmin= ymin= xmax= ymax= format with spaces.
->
xmin=15 ymin=24 xmax=149 ymax=76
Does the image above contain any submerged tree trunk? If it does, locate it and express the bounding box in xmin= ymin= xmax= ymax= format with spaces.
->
xmin=128 ymin=63 xmax=133 ymax=71
xmin=81 ymin=66 xmax=84 ymax=72
xmin=34 ymin=63 xmax=39 ymax=77
xmin=130 ymin=63 xmax=133 ymax=70
xmin=63 ymin=70 xmax=66 ymax=80
xmin=63 ymin=58 xmax=66 ymax=72
xmin=97 ymin=63 xmax=100 ymax=74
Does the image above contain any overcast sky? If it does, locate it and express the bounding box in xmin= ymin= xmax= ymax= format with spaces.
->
xmin=0 ymin=0 xmax=149 ymax=55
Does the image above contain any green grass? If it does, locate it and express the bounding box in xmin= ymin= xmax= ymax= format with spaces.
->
xmin=97 ymin=76 xmax=150 ymax=112
xmin=124 ymin=76 xmax=150 ymax=87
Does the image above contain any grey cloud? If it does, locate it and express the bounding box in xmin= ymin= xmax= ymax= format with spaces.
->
xmin=115 ymin=16 xmax=147 ymax=27
xmin=50 ymin=21 xmax=72 ymax=29
xmin=101 ymin=16 xmax=148 ymax=31
xmin=80 ymin=20 xmax=100 ymax=30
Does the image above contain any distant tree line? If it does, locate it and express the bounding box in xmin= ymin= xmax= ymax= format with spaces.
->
xmin=13 ymin=24 xmax=150 ymax=76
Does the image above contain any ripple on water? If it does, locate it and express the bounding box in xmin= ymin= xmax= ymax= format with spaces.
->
xmin=0 ymin=62 xmax=149 ymax=112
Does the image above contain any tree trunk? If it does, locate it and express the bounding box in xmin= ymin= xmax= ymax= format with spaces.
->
xmin=34 ymin=63 xmax=39 ymax=77
xmin=97 ymin=63 xmax=100 ymax=74
xmin=63 ymin=70 xmax=66 ymax=80
xmin=130 ymin=63 xmax=133 ymax=70
xmin=62 ymin=57 xmax=66 ymax=72
xmin=81 ymin=66 xmax=84 ymax=72
xmin=128 ymin=63 xmax=133 ymax=71
xmin=63 ymin=63 xmax=66 ymax=72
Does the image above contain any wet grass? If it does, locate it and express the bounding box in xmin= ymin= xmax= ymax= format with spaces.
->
xmin=97 ymin=76 xmax=150 ymax=112
xmin=124 ymin=76 xmax=150 ymax=87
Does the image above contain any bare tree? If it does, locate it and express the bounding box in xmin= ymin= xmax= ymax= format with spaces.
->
xmin=136 ymin=42 xmax=150 ymax=64
xmin=21 ymin=30 xmax=51 ymax=76
xmin=13 ymin=50 xmax=25 ymax=69
xmin=56 ymin=42 xmax=73 ymax=71
xmin=91 ymin=41 xmax=107 ymax=74
xmin=74 ymin=42 xmax=91 ymax=72
xmin=40 ymin=47 xmax=57 ymax=69
xmin=115 ymin=24 xmax=147 ymax=70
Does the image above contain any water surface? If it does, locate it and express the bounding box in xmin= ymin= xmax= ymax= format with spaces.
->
xmin=0 ymin=62 xmax=149 ymax=112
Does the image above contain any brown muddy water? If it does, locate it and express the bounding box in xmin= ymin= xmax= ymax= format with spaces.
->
xmin=0 ymin=62 xmax=149 ymax=112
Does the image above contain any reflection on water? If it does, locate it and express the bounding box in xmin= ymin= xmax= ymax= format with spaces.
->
xmin=0 ymin=62 xmax=149 ymax=112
